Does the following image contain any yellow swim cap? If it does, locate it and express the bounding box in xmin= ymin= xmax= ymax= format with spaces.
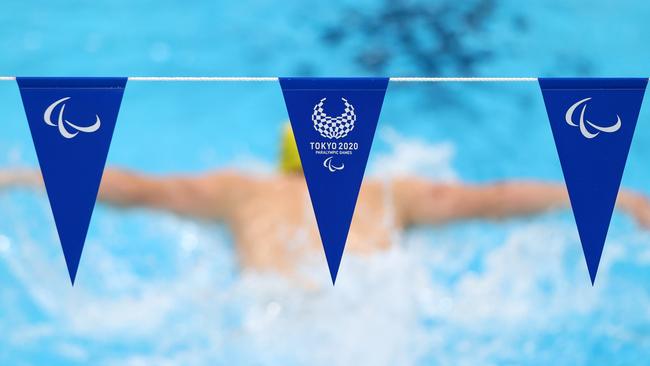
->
xmin=279 ymin=122 xmax=302 ymax=174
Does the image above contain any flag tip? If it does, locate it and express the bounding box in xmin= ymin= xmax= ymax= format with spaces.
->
xmin=65 ymin=261 xmax=79 ymax=286
xmin=323 ymin=247 xmax=343 ymax=285
xmin=329 ymin=268 xmax=338 ymax=286
xmin=588 ymin=265 xmax=599 ymax=286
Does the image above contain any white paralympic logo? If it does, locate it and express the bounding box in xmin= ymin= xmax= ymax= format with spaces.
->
xmin=323 ymin=156 xmax=345 ymax=172
xmin=43 ymin=97 xmax=101 ymax=139
xmin=565 ymin=97 xmax=621 ymax=139
xmin=312 ymin=97 xmax=357 ymax=139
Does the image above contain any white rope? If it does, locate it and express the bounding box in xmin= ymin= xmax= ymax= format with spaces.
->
xmin=128 ymin=76 xmax=279 ymax=82
xmin=389 ymin=77 xmax=538 ymax=82
xmin=0 ymin=76 xmax=540 ymax=82
xmin=5 ymin=76 xmax=649 ymax=83
xmin=130 ymin=77 xmax=541 ymax=82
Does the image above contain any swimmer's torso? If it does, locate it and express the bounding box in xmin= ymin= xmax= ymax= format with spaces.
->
xmin=223 ymin=175 xmax=400 ymax=274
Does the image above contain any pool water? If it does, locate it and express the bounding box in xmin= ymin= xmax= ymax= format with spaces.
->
xmin=1 ymin=0 xmax=650 ymax=365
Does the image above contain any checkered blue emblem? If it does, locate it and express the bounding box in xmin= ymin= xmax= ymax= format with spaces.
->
xmin=312 ymin=97 xmax=357 ymax=139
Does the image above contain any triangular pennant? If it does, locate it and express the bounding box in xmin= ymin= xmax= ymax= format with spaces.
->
xmin=280 ymin=77 xmax=388 ymax=284
xmin=539 ymin=77 xmax=647 ymax=284
xmin=17 ymin=77 xmax=127 ymax=284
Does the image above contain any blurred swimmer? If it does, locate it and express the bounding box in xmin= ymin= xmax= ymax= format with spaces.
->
xmin=2 ymin=123 xmax=650 ymax=277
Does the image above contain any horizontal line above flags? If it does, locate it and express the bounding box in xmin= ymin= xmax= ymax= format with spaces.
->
xmin=0 ymin=76 xmax=541 ymax=82
xmin=3 ymin=76 xmax=650 ymax=83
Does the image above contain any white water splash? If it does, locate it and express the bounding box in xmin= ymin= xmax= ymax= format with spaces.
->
xmin=370 ymin=127 xmax=458 ymax=181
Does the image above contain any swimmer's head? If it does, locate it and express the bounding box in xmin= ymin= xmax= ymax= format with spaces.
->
xmin=279 ymin=122 xmax=302 ymax=174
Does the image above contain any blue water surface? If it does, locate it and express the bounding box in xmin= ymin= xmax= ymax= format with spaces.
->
xmin=1 ymin=1 xmax=650 ymax=365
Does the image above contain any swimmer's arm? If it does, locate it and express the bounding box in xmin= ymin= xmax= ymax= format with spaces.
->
xmin=395 ymin=179 xmax=650 ymax=228
xmin=0 ymin=167 xmax=246 ymax=220
xmin=99 ymin=168 xmax=249 ymax=220
xmin=0 ymin=169 xmax=43 ymax=190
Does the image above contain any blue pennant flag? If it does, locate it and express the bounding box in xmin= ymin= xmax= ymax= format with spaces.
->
xmin=539 ymin=78 xmax=647 ymax=284
xmin=280 ymin=77 xmax=389 ymax=284
xmin=17 ymin=77 xmax=127 ymax=284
